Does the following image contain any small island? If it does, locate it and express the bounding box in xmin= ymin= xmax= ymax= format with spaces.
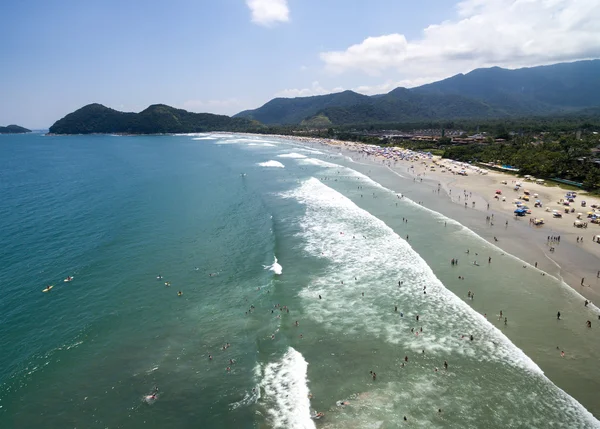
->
xmin=0 ymin=125 xmax=31 ymax=134
xmin=49 ymin=103 xmax=259 ymax=135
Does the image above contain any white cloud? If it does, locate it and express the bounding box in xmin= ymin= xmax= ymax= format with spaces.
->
xmin=181 ymin=98 xmax=243 ymax=115
xmin=272 ymin=78 xmax=440 ymax=100
xmin=351 ymin=77 xmax=436 ymax=95
xmin=274 ymin=81 xmax=344 ymax=98
xmin=246 ymin=0 xmax=289 ymax=26
xmin=320 ymin=0 xmax=600 ymax=77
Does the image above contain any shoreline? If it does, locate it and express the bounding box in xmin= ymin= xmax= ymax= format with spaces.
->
xmin=254 ymin=132 xmax=600 ymax=303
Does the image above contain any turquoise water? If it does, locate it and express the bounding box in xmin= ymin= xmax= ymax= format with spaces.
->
xmin=0 ymin=133 xmax=599 ymax=428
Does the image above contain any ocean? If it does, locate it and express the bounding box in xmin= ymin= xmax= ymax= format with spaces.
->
xmin=0 ymin=133 xmax=599 ymax=428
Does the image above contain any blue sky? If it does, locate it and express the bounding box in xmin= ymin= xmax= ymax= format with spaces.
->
xmin=1 ymin=0 xmax=598 ymax=128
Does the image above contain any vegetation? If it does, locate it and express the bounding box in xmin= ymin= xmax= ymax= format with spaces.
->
xmin=0 ymin=124 xmax=31 ymax=134
xmin=443 ymin=134 xmax=600 ymax=191
xmin=49 ymin=104 xmax=260 ymax=135
xmin=236 ymin=60 xmax=600 ymax=126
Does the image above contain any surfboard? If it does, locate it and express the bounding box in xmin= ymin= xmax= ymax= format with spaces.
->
xmin=42 ymin=286 xmax=53 ymax=292
xmin=64 ymin=277 xmax=74 ymax=282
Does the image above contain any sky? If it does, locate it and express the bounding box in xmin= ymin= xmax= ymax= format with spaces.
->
xmin=1 ymin=0 xmax=599 ymax=128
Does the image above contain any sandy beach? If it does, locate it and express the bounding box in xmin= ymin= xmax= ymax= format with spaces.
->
xmin=260 ymin=134 xmax=600 ymax=303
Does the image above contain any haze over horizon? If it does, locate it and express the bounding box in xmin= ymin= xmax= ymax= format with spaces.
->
xmin=2 ymin=0 xmax=599 ymax=129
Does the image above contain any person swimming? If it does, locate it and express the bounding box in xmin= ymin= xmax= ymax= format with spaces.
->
xmin=177 ymin=291 xmax=183 ymax=296
xmin=145 ymin=386 xmax=159 ymax=402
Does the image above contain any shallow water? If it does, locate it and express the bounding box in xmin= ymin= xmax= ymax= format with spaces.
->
xmin=0 ymin=133 xmax=598 ymax=428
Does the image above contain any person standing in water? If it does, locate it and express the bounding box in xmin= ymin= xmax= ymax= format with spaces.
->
xmin=557 ymin=311 xmax=561 ymax=320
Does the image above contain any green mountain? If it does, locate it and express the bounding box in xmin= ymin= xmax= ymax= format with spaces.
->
xmin=235 ymin=60 xmax=600 ymax=125
xmin=49 ymin=103 xmax=258 ymax=135
xmin=0 ymin=124 xmax=31 ymax=134
xmin=235 ymin=90 xmax=371 ymax=125
xmin=413 ymin=60 xmax=600 ymax=113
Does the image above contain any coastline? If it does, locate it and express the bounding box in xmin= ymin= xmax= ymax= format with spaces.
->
xmin=249 ymin=132 xmax=600 ymax=303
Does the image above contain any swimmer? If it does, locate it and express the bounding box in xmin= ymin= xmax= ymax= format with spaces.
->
xmin=177 ymin=291 xmax=183 ymax=296
xmin=157 ymin=275 xmax=163 ymax=280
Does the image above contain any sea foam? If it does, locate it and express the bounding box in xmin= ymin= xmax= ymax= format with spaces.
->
xmin=277 ymin=152 xmax=307 ymax=159
xmin=260 ymin=347 xmax=314 ymax=429
xmin=264 ymin=256 xmax=283 ymax=275
xmin=258 ymin=160 xmax=285 ymax=168
xmin=282 ymin=177 xmax=542 ymax=373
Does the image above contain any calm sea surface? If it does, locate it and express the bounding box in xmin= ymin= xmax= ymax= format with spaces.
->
xmin=0 ymin=133 xmax=599 ymax=428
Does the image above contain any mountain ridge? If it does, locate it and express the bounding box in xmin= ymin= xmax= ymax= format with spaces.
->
xmin=0 ymin=124 xmax=31 ymax=134
xmin=49 ymin=103 xmax=258 ymax=134
xmin=235 ymin=60 xmax=600 ymax=125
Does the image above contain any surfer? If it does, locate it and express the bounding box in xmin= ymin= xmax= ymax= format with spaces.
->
xmin=444 ymin=360 xmax=448 ymax=370
xmin=157 ymin=274 xmax=162 ymax=280
xmin=311 ymin=412 xmax=324 ymax=420
xmin=177 ymin=291 xmax=183 ymax=296
xmin=145 ymin=387 xmax=159 ymax=402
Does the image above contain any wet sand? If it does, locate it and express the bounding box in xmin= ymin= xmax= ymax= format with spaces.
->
xmin=287 ymin=136 xmax=600 ymax=303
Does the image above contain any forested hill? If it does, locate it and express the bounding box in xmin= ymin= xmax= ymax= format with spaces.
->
xmin=49 ymin=104 xmax=259 ymax=134
xmin=235 ymin=60 xmax=600 ymax=125
xmin=0 ymin=125 xmax=31 ymax=134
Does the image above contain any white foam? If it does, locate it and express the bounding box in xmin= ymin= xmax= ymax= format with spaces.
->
xmin=282 ymin=177 xmax=541 ymax=373
xmin=298 ymin=148 xmax=324 ymax=155
xmin=260 ymin=347 xmax=314 ymax=429
xmin=278 ymin=153 xmax=307 ymax=159
xmin=297 ymin=158 xmax=340 ymax=168
xmin=258 ymin=160 xmax=285 ymax=168
xmin=264 ymin=256 xmax=283 ymax=275
xmin=248 ymin=142 xmax=276 ymax=147
xmin=192 ymin=136 xmax=216 ymax=140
